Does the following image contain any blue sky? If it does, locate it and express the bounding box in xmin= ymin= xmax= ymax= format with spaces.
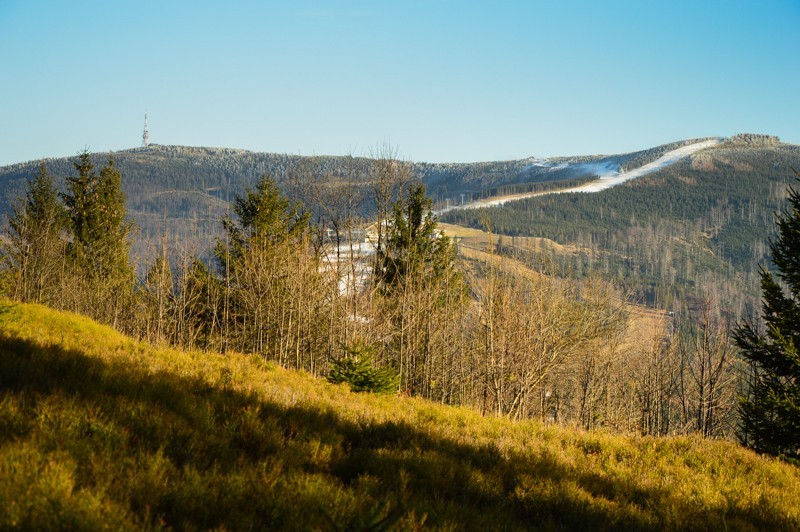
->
xmin=1 ymin=0 xmax=798 ymax=166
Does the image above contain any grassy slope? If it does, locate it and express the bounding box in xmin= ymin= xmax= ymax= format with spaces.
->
xmin=442 ymin=222 xmax=669 ymax=351
xmin=1 ymin=301 xmax=799 ymax=530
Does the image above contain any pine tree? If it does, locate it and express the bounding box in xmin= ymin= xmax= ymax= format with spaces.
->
xmin=373 ymin=183 xmax=466 ymax=395
xmin=3 ymin=162 xmax=67 ymax=303
xmin=217 ymin=174 xmax=308 ymax=263
xmin=734 ymin=178 xmax=800 ymax=461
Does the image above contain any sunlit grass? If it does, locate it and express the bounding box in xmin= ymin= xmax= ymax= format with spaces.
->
xmin=1 ymin=299 xmax=798 ymax=529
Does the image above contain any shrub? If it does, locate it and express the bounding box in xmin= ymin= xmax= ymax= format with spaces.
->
xmin=328 ymin=340 xmax=399 ymax=394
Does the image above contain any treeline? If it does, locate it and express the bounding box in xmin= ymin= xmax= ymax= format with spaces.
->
xmin=1 ymin=152 xmax=743 ymax=438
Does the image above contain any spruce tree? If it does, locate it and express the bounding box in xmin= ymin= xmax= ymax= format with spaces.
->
xmin=376 ymin=183 xmax=456 ymax=290
xmin=214 ymin=175 xmax=312 ymax=355
xmin=373 ymin=183 xmax=465 ymax=395
xmin=734 ymin=179 xmax=800 ymax=461
xmin=327 ymin=339 xmax=399 ymax=394
xmin=63 ymin=152 xmax=134 ymax=324
xmin=217 ymin=174 xmax=308 ymax=263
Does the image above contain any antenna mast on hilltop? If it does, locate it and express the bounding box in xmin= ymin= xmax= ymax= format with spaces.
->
xmin=142 ymin=112 xmax=150 ymax=147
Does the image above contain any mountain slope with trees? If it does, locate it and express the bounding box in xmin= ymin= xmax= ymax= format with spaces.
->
xmin=3 ymin=136 xmax=800 ymax=528
xmin=1 ymin=135 xmax=796 ymax=440
xmin=442 ymin=137 xmax=800 ymax=317
xmin=0 ymin=139 xmax=714 ymax=261
xmin=3 ymin=157 xmax=746 ymax=436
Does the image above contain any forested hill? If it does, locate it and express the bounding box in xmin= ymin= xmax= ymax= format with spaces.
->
xmin=0 ymin=138 xmax=709 ymax=229
xmin=442 ymin=136 xmax=800 ymax=315
xmin=0 ymin=135 xmax=794 ymax=297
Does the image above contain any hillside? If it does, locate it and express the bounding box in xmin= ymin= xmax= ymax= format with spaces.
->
xmin=1 ymin=300 xmax=799 ymax=529
xmin=442 ymin=138 xmax=800 ymax=315
xmin=440 ymin=222 xmax=669 ymax=347
xmin=0 ymin=138 xmax=710 ymax=213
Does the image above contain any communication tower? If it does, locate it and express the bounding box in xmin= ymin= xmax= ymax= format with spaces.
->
xmin=142 ymin=112 xmax=150 ymax=147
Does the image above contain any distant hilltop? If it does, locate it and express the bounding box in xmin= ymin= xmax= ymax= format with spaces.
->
xmin=723 ymin=133 xmax=781 ymax=147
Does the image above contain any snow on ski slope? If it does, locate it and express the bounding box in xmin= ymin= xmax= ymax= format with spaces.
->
xmin=439 ymin=138 xmax=722 ymax=213
xmin=563 ymin=138 xmax=721 ymax=193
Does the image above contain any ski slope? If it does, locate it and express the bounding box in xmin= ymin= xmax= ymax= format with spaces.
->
xmin=439 ymin=138 xmax=722 ymax=213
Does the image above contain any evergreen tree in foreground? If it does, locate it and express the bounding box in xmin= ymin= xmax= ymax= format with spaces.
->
xmin=734 ymin=177 xmax=800 ymax=461
xmin=63 ymin=152 xmax=134 ymax=324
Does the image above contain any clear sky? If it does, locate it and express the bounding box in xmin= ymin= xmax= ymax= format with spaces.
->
xmin=1 ymin=0 xmax=798 ymax=167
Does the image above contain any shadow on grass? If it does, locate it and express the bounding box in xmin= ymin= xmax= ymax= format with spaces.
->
xmin=0 ymin=335 xmax=789 ymax=531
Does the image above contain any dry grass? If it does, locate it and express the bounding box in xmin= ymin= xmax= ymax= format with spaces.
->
xmin=443 ymin=222 xmax=670 ymax=348
xmin=440 ymin=222 xmax=588 ymax=256
xmin=1 ymin=300 xmax=798 ymax=530
xmin=619 ymin=305 xmax=670 ymax=352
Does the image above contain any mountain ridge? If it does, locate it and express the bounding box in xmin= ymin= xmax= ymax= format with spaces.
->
xmin=1 ymin=135 xmax=787 ymax=217
xmin=0 ymin=135 xmax=724 ymax=170
xmin=0 ymin=135 xmax=727 ymax=255
xmin=0 ymin=136 xmax=730 ymax=201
